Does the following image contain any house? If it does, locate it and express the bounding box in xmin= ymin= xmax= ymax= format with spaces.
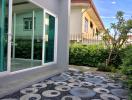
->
xmin=70 ymin=0 xmax=105 ymax=44
xmin=0 ymin=0 xmax=70 ymax=84
xmin=127 ymin=34 xmax=132 ymax=44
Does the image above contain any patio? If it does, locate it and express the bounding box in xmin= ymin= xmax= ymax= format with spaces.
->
xmin=1 ymin=67 xmax=128 ymax=100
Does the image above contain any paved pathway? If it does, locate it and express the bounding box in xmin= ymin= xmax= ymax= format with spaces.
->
xmin=1 ymin=68 xmax=128 ymax=100
xmin=0 ymin=67 xmax=64 ymax=98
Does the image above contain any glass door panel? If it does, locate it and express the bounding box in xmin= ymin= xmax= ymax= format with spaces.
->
xmin=44 ymin=13 xmax=55 ymax=63
xmin=33 ymin=10 xmax=43 ymax=66
xmin=11 ymin=11 xmax=33 ymax=71
xmin=0 ymin=0 xmax=8 ymax=72
xmin=11 ymin=0 xmax=43 ymax=71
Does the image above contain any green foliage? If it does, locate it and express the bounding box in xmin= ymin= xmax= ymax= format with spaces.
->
xmin=15 ymin=39 xmax=32 ymax=59
xmin=15 ymin=39 xmax=42 ymax=60
xmin=120 ymin=45 xmax=132 ymax=99
xmin=128 ymin=93 xmax=132 ymax=100
xmin=69 ymin=43 xmax=123 ymax=69
xmin=121 ymin=66 xmax=132 ymax=75
xmin=107 ymin=50 xmax=123 ymax=67
xmin=97 ymin=63 xmax=117 ymax=72
xmin=97 ymin=63 xmax=110 ymax=72
xmin=69 ymin=43 xmax=109 ymax=67
xmin=121 ymin=45 xmax=132 ymax=67
xmin=102 ymin=11 xmax=132 ymax=67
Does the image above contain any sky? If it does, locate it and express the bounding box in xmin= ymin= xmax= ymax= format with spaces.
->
xmin=93 ymin=0 xmax=132 ymax=28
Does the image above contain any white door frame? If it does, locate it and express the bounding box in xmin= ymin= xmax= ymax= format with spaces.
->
xmin=42 ymin=9 xmax=58 ymax=65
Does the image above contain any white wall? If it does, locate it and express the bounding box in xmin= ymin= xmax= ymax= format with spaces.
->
xmin=70 ymin=6 xmax=82 ymax=40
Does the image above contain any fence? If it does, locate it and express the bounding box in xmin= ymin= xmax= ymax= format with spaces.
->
xmin=70 ymin=33 xmax=104 ymax=45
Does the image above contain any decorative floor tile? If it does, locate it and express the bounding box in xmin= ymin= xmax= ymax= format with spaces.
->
xmin=61 ymin=96 xmax=81 ymax=100
xmin=93 ymin=87 xmax=110 ymax=94
xmin=70 ymin=87 xmax=96 ymax=98
xmin=20 ymin=88 xmax=38 ymax=95
xmin=55 ymin=85 xmax=71 ymax=92
xmin=1 ymin=98 xmax=17 ymax=100
xmin=107 ymin=83 xmax=122 ymax=88
xmin=111 ymin=89 xmax=128 ymax=99
xmin=1 ymin=70 xmax=128 ymax=100
xmin=20 ymin=94 xmax=41 ymax=100
xmin=100 ymin=94 xmax=120 ymax=100
xmin=42 ymin=90 xmax=61 ymax=97
xmin=54 ymin=82 xmax=67 ymax=86
xmin=32 ymin=83 xmax=47 ymax=89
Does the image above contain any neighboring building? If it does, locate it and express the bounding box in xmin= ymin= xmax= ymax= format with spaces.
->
xmin=127 ymin=34 xmax=132 ymax=44
xmin=0 ymin=0 xmax=70 ymax=77
xmin=70 ymin=0 xmax=105 ymax=44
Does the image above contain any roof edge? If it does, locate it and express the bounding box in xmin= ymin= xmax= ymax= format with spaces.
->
xmin=89 ymin=0 xmax=105 ymax=30
xmin=71 ymin=3 xmax=89 ymax=7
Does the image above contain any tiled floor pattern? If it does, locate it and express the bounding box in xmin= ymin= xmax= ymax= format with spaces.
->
xmin=1 ymin=70 xmax=128 ymax=100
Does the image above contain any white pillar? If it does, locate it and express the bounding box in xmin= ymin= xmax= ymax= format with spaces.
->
xmin=7 ymin=0 xmax=13 ymax=72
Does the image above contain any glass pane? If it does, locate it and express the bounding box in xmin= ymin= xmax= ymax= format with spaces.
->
xmin=11 ymin=0 xmax=43 ymax=71
xmin=33 ymin=10 xmax=43 ymax=64
xmin=0 ymin=0 xmax=8 ymax=72
xmin=44 ymin=13 xmax=55 ymax=63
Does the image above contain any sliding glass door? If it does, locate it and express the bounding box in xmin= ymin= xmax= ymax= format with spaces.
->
xmin=44 ymin=12 xmax=56 ymax=63
xmin=0 ymin=0 xmax=8 ymax=72
xmin=11 ymin=0 xmax=43 ymax=71
xmin=11 ymin=0 xmax=57 ymax=72
xmin=0 ymin=0 xmax=57 ymax=73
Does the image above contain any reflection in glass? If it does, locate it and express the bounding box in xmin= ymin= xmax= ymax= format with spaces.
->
xmin=11 ymin=0 xmax=43 ymax=71
xmin=45 ymin=13 xmax=55 ymax=63
xmin=0 ymin=0 xmax=8 ymax=72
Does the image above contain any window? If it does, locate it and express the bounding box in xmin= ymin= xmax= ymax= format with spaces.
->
xmin=23 ymin=17 xmax=35 ymax=31
xmin=96 ymin=28 xmax=99 ymax=33
xmin=90 ymin=21 xmax=93 ymax=28
xmin=96 ymin=28 xmax=99 ymax=39
xmin=93 ymin=29 xmax=95 ymax=36
xmin=84 ymin=18 xmax=88 ymax=32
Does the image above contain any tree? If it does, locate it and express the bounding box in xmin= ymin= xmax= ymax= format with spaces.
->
xmin=102 ymin=11 xmax=132 ymax=67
